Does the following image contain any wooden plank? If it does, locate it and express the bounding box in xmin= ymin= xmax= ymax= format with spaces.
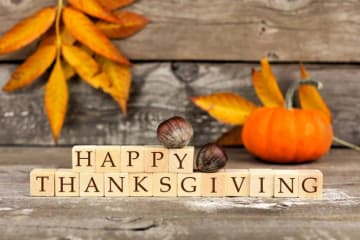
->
xmin=1 ymin=0 xmax=360 ymax=61
xmin=0 ymin=147 xmax=359 ymax=239
xmin=0 ymin=62 xmax=359 ymax=146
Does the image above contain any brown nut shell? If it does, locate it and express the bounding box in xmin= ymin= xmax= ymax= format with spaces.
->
xmin=196 ymin=143 xmax=228 ymax=172
xmin=157 ymin=116 xmax=194 ymax=148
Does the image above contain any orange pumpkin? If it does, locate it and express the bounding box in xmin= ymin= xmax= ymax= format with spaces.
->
xmin=242 ymin=80 xmax=333 ymax=163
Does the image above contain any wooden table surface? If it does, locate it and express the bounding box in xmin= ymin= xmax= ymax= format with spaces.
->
xmin=0 ymin=147 xmax=359 ymax=239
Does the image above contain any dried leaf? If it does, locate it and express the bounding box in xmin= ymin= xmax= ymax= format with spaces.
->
xmin=63 ymin=7 xmax=130 ymax=65
xmin=45 ymin=59 xmax=68 ymax=143
xmin=191 ymin=93 xmax=257 ymax=125
xmin=2 ymin=32 xmax=57 ymax=92
xmin=299 ymin=64 xmax=332 ymax=121
xmin=62 ymin=44 xmax=111 ymax=89
xmin=63 ymin=61 xmax=76 ymax=80
xmin=61 ymin=27 xmax=76 ymax=46
xmin=97 ymin=11 xmax=149 ymax=39
xmin=99 ymin=0 xmax=135 ymax=10
xmin=68 ymin=0 xmax=121 ymax=23
xmin=252 ymin=57 xmax=285 ymax=107
xmin=101 ymin=58 xmax=131 ymax=113
xmin=0 ymin=7 xmax=56 ymax=55
xmin=216 ymin=126 xmax=243 ymax=146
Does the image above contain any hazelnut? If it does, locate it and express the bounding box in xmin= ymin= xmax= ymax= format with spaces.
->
xmin=157 ymin=116 xmax=194 ymax=148
xmin=196 ymin=143 xmax=228 ymax=173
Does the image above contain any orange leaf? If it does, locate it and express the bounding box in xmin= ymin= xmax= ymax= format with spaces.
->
xmin=0 ymin=7 xmax=56 ymax=55
xmin=45 ymin=59 xmax=68 ymax=143
xmin=62 ymin=44 xmax=111 ymax=89
xmin=68 ymin=0 xmax=121 ymax=23
xmin=63 ymin=61 xmax=76 ymax=81
xmin=99 ymin=0 xmax=135 ymax=10
xmin=62 ymin=7 xmax=130 ymax=65
xmin=97 ymin=11 xmax=149 ymax=39
xmin=61 ymin=27 xmax=76 ymax=46
xmin=2 ymin=32 xmax=57 ymax=92
xmin=100 ymin=58 xmax=131 ymax=113
xmin=191 ymin=93 xmax=257 ymax=125
xmin=252 ymin=57 xmax=285 ymax=107
xmin=216 ymin=126 xmax=243 ymax=146
xmin=299 ymin=64 xmax=332 ymax=121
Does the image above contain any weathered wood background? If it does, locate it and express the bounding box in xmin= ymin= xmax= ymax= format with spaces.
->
xmin=0 ymin=0 xmax=359 ymax=145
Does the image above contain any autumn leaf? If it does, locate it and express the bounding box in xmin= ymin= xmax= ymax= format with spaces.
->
xmin=0 ymin=7 xmax=56 ymax=55
xmin=61 ymin=27 xmax=76 ymax=46
xmin=216 ymin=126 xmax=243 ymax=146
xmin=63 ymin=7 xmax=130 ymax=65
xmin=45 ymin=59 xmax=68 ymax=143
xmin=299 ymin=64 xmax=332 ymax=121
xmin=191 ymin=93 xmax=257 ymax=125
xmin=97 ymin=11 xmax=149 ymax=39
xmin=68 ymin=0 xmax=122 ymax=23
xmin=63 ymin=61 xmax=76 ymax=81
xmin=2 ymin=33 xmax=57 ymax=92
xmin=99 ymin=0 xmax=135 ymax=11
xmin=252 ymin=57 xmax=285 ymax=107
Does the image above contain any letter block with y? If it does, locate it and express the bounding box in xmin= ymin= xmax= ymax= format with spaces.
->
xmin=55 ymin=169 xmax=79 ymax=197
xmin=72 ymin=145 xmax=96 ymax=172
xmin=144 ymin=146 xmax=169 ymax=173
xmin=274 ymin=170 xmax=299 ymax=198
xmin=225 ymin=169 xmax=250 ymax=197
xmin=129 ymin=173 xmax=153 ymax=196
xmin=178 ymin=173 xmax=201 ymax=196
xmin=96 ymin=146 xmax=121 ymax=172
xmin=298 ymin=170 xmax=323 ymax=199
xmin=121 ymin=146 xmax=145 ymax=172
xmin=169 ymin=146 xmax=194 ymax=173
xmin=30 ymin=169 xmax=55 ymax=196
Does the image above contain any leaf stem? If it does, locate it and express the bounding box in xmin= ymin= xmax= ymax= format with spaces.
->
xmin=55 ymin=0 xmax=63 ymax=60
xmin=333 ymin=136 xmax=360 ymax=152
xmin=285 ymin=79 xmax=323 ymax=109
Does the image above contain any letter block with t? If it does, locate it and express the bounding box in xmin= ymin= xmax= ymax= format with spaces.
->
xmin=121 ymin=146 xmax=145 ymax=172
xmin=144 ymin=146 xmax=169 ymax=173
xmin=169 ymin=146 xmax=194 ymax=173
xmin=55 ymin=169 xmax=79 ymax=197
xmin=298 ymin=170 xmax=323 ymax=199
xmin=30 ymin=169 xmax=55 ymax=196
xmin=129 ymin=173 xmax=153 ymax=196
xmin=274 ymin=170 xmax=299 ymax=198
xmin=96 ymin=146 xmax=121 ymax=173
xmin=72 ymin=145 xmax=96 ymax=172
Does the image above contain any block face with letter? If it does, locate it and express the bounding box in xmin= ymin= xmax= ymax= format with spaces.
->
xmin=225 ymin=169 xmax=250 ymax=197
xmin=80 ymin=173 xmax=104 ymax=197
xmin=169 ymin=146 xmax=194 ymax=173
xmin=121 ymin=146 xmax=145 ymax=173
xmin=129 ymin=173 xmax=153 ymax=196
xmin=96 ymin=146 xmax=121 ymax=173
xmin=249 ymin=169 xmax=274 ymax=197
xmin=72 ymin=145 xmax=96 ymax=172
xmin=274 ymin=170 xmax=299 ymax=198
xmin=104 ymin=173 xmax=129 ymax=197
xmin=298 ymin=170 xmax=323 ymax=199
xmin=55 ymin=169 xmax=79 ymax=197
xmin=178 ymin=173 xmax=201 ymax=197
xmin=201 ymin=172 xmax=225 ymax=197
xmin=144 ymin=146 xmax=169 ymax=173
xmin=153 ymin=173 xmax=177 ymax=197
xmin=30 ymin=169 xmax=55 ymax=196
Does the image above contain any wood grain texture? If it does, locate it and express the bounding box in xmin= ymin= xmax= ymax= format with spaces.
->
xmin=1 ymin=0 xmax=360 ymax=61
xmin=0 ymin=62 xmax=359 ymax=145
xmin=0 ymin=147 xmax=359 ymax=239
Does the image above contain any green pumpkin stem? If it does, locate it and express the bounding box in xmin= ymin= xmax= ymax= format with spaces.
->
xmin=285 ymin=80 xmax=323 ymax=109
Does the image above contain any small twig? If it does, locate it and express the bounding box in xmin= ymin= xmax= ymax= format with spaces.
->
xmin=333 ymin=136 xmax=360 ymax=152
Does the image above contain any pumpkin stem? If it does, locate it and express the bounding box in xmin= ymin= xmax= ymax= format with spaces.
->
xmin=285 ymin=80 xmax=323 ymax=109
xmin=333 ymin=136 xmax=360 ymax=152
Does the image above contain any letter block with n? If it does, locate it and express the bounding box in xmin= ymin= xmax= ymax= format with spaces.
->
xmin=274 ymin=170 xmax=299 ymax=198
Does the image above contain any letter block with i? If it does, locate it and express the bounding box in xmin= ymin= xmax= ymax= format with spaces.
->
xmin=55 ymin=169 xmax=79 ymax=197
xmin=249 ymin=169 xmax=274 ymax=197
xmin=274 ymin=170 xmax=299 ymax=198
xmin=72 ymin=145 xmax=96 ymax=172
xmin=169 ymin=146 xmax=194 ymax=173
xmin=121 ymin=146 xmax=145 ymax=172
xmin=201 ymin=172 xmax=225 ymax=197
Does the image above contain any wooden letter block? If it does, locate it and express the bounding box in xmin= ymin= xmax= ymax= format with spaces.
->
xmin=249 ymin=169 xmax=274 ymax=197
xmin=96 ymin=146 xmax=121 ymax=173
xmin=178 ymin=173 xmax=201 ymax=197
xmin=169 ymin=146 xmax=194 ymax=173
xmin=80 ymin=173 xmax=104 ymax=197
xmin=153 ymin=173 xmax=177 ymax=197
xmin=55 ymin=169 xmax=79 ymax=197
xmin=121 ymin=146 xmax=145 ymax=173
xmin=225 ymin=169 xmax=250 ymax=197
xmin=144 ymin=146 xmax=169 ymax=173
xmin=298 ymin=170 xmax=323 ymax=199
xmin=104 ymin=173 xmax=129 ymax=197
xmin=72 ymin=145 xmax=96 ymax=172
xmin=274 ymin=170 xmax=299 ymax=198
xmin=30 ymin=169 xmax=55 ymax=197
xmin=201 ymin=173 xmax=225 ymax=197
xmin=129 ymin=173 xmax=153 ymax=196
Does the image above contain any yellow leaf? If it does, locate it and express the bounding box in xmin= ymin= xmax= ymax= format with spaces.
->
xmin=62 ymin=44 xmax=111 ymax=89
xmin=2 ymin=32 xmax=57 ymax=92
xmin=62 ymin=7 xmax=130 ymax=65
xmin=63 ymin=61 xmax=76 ymax=81
xmin=252 ymin=57 xmax=285 ymax=107
xmin=100 ymin=58 xmax=131 ymax=113
xmin=97 ymin=11 xmax=149 ymax=39
xmin=0 ymin=7 xmax=56 ymax=55
xmin=216 ymin=126 xmax=243 ymax=146
xmin=99 ymin=0 xmax=135 ymax=10
xmin=191 ymin=93 xmax=257 ymax=125
xmin=45 ymin=59 xmax=68 ymax=143
xmin=61 ymin=27 xmax=76 ymax=46
xmin=68 ymin=0 xmax=121 ymax=23
xmin=299 ymin=64 xmax=332 ymax=121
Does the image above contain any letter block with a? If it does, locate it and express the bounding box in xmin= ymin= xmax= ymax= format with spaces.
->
xmin=96 ymin=146 xmax=121 ymax=173
xmin=80 ymin=173 xmax=104 ymax=197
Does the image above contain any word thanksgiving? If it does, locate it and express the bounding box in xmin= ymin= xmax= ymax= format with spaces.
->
xmin=30 ymin=145 xmax=323 ymax=198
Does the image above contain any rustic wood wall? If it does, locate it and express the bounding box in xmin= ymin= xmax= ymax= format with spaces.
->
xmin=0 ymin=0 xmax=359 ymax=146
